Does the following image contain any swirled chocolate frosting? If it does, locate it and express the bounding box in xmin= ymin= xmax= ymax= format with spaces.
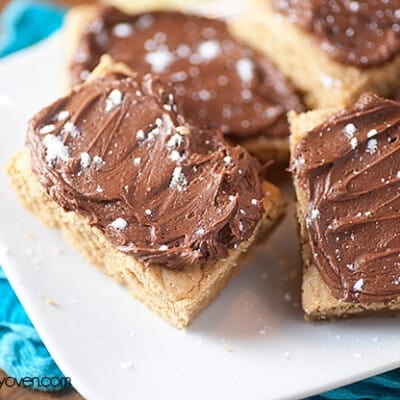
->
xmin=291 ymin=93 xmax=400 ymax=303
xmin=271 ymin=0 xmax=400 ymax=67
xmin=26 ymin=71 xmax=265 ymax=269
xmin=69 ymin=6 xmax=303 ymax=139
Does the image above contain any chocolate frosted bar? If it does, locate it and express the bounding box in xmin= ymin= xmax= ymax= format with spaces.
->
xmin=231 ymin=0 xmax=400 ymax=108
xmin=7 ymin=57 xmax=285 ymax=328
xmin=290 ymin=93 xmax=400 ymax=319
xmin=271 ymin=0 xmax=400 ymax=68
xmin=65 ymin=5 xmax=304 ymax=161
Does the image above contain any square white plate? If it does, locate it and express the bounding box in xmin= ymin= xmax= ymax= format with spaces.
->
xmin=0 ymin=33 xmax=399 ymax=400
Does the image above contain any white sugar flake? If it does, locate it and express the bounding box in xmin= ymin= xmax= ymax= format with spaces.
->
xmin=224 ymin=155 xmax=232 ymax=165
xmin=196 ymin=227 xmax=205 ymax=235
xmin=112 ymin=23 xmax=134 ymax=38
xmin=105 ymin=89 xmax=123 ymax=112
xmin=39 ymin=124 xmax=56 ymax=135
xmin=92 ymin=155 xmax=105 ymax=169
xmin=311 ymin=209 xmax=320 ymax=219
xmin=349 ymin=1 xmax=360 ymax=12
xmin=198 ymin=89 xmax=211 ymax=101
xmin=170 ymin=166 xmax=187 ymax=192
xmin=43 ymin=134 xmax=70 ymax=165
xmin=110 ymin=217 xmax=128 ymax=231
xmin=366 ymin=138 xmax=378 ymax=154
xmin=367 ymin=129 xmax=378 ymax=138
xmin=236 ymin=58 xmax=254 ymax=83
xmin=350 ymin=137 xmax=358 ymax=149
xmin=306 ymin=208 xmax=320 ymax=227
xmin=197 ymin=40 xmax=221 ymax=61
xmin=145 ymin=49 xmax=174 ymax=73
xmin=346 ymin=263 xmax=355 ymax=271
xmin=167 ymin=133 xmax=184 ymax=148
xmin=176 ymin=44 xmax=191 ymax=58
xmin=136 ymin=129 xmax=145 ymax=141
xmin=62 ymin=121 xmax=80 ymax=138
xmin=55 ymin=110 xmax=70 ymax=121
xmin=136 ymin=14 xmax=154 ymax=30
xmin=147 ymin=126 xmax=160 ymax=141
xmin=353 ymin=278 xmax=364 ymax=292
xmin=80 ymin=152 xmax=91 ymax=168
xmin=169 ymin=150 xmax=185 ymax=162
xmin=344 ymin=123 xmax=357 ymax=138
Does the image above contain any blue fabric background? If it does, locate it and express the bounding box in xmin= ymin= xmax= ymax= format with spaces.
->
xmin=0 ymin=0 xmax=64 ymax=57
xmin=0 ymin=1 xmax=399 ymax=398
xmin=0 ymin=267 xmax=65 ymax=391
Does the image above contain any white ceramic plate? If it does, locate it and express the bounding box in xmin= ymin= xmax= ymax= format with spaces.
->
xmin=0 ymin=33 xmax=400 ymax=400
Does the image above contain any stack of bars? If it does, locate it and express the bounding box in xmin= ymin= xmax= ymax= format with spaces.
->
xmin=6 ymin=0 xmax=400 ymax=328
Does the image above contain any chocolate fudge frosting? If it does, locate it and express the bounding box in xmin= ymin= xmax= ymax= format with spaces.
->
xmin=272 ymin=0 xmax=400 ymax=67
xmin=69 ymin=6 xmax=303 ymax=139
xmin=26 ymin=71 xmax=265 ymax=269
xmin=291 ymin=93 xmax=400 ymax=303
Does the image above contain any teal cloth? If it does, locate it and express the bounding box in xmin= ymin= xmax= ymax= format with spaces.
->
xmin=0 ymin=267 xmax=67 ymax=391
xmin=310 ymin=372 xmax=400 ymax=400
xmin=0 ymin=1 xmax=400 ymax=397
xmin=0 ymin=0 xmax=65 ymax=57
